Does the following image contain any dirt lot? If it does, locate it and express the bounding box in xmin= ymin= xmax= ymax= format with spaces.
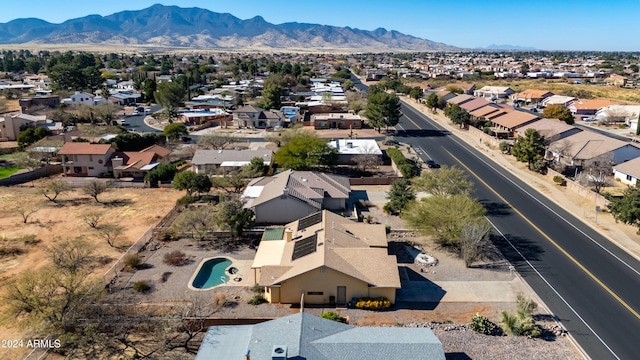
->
xmin=0 ymin=182 xmax=182 ymax=356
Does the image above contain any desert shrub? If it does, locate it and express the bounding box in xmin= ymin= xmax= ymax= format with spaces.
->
xmin=163 ymin=250 xmax=187 ymax=266
xmin=161 ymin=272 xmax=172 ymax=282
xmin=500 ymin=293 xmax=542 ymax=338
xmin=199 ymin=194 xmax=218 ymax=203
xmin=321 ymin=311 xmax=345 ymax=323
xmin=156 ymin=228 xmax=177 ymax=242
xmin=499 ymin=141 xmax=511 ymax=154
xmin=385 ymin=224 xmax=391 ymax=234
xmin=133 ymin=281 xmax=151 ymax=292
xmin=123 ymin=253 xmax=142 ymax=271
xmin=355 ymin=296 xmax=392 ymax=310
xmin=470 ymin=313 xmax=500 ymax=335
xmin=176 ymin=195 xmax=196 ymax=205
xmin=251 ymin=284 xmax=264 ymax=294
xmin=552 ymin=175 xmax=566 ymax=186
xmin=248 ymin=294 xmax=267 ymax=305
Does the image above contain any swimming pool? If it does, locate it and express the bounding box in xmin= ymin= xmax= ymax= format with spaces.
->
xmin=191 ymin=257 xmax=232 ymax=289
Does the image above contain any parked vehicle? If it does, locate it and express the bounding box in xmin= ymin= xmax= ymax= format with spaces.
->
xmin=426 ymin=160 xmax=440 ymax=168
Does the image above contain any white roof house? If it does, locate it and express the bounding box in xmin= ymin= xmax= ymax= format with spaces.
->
xmin=613 ymin=157 xmax=640 ymax=186
xmin=328 ymin=139 xmax=382 ymax=155
xmin=541 ymin=95 xmax=576 ymax=107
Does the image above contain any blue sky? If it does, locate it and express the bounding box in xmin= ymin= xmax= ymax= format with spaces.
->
xmin=0 ymin=1 xmax=636 ymax=51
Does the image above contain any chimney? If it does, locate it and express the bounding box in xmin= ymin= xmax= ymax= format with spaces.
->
xmin=271 ymin=345 xmax=287 ymax=360
xmin=284 ymin=228 xmax=293 ymax=242
xmin=111 ymin=156 xmax=123 ymax=168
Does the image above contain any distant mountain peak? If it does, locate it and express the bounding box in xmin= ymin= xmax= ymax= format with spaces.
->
xmin=0 ymin=4 xmax=458 ymax=51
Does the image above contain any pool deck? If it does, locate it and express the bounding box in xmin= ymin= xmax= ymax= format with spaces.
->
xmin=188 ymin=256 xmax=255 ymax=291
xmin=124 ymin=238 xmax=258 ymax=303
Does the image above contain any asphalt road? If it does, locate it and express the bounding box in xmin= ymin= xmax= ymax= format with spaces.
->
xmin=121 ymin=104 xmax=163 ymax=133
xmin=351 ymin=76 xmax=640 ymax=359
xmin=400 ymin=104 xmax=640 ymax=359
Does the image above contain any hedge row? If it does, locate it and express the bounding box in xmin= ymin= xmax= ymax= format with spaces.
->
xmin=355 ymin=296 xmax=392 ymax=310
xmin=386 ymin=148 xmax=417 ymax=178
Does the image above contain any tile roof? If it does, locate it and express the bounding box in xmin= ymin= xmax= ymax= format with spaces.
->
xmin=512 ymin=89 xmax=554 ymax=99
xmin=571 ymin=99 xmax=614 ymax=110
xmin=446 ymin=94 xmax=475 ymax=105
xmin=469 ymin=104 xmax=503 ymax=118
xmin=459 ymin=98 xmax=492 ymax=112
xmin=253 ymin=210 xmax=400 ymax=289
xmin=57 ymin=142 xmax=115 ymax=155
xmin=196 ymin=312 xmax=445 ymax=360
xmin=491 ymin=111 xmax=540 ymax=129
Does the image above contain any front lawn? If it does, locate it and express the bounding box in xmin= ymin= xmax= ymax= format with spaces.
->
xmin=0 ymin=166 xmax=22 ymax=179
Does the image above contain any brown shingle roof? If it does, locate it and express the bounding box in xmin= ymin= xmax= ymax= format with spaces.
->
xmin=459 ymin=98 xmax=492 ymax=112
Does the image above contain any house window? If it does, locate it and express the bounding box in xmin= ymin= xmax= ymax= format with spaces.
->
xmin=307 ymin=292 xmax=323 ymax=296
xmin=88 ymin=167 xmax=94 ymax=170
xmin=89 ymin=155 xmax=93 ymax=162
xmin=73 ymin=155 xmax=78 ymax=162
xmin=627 ymin=175 xmax=632 ymax=181
xmin=98 ymin=159 xmax=103 ymax=164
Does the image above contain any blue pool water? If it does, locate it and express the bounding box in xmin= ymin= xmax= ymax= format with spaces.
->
xmin=191 ymin=258 xmax=232 ymax=289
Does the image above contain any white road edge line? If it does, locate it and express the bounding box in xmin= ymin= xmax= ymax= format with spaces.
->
xmin=487 ymin=218 xmax=619 ymax=360
xmin=405 ymin=104 xmax=640 ymax=278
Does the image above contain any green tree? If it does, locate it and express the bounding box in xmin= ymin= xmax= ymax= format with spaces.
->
xmin=144 ymin=163 xmax=177 ymax=187
xmin=173 ymin=171 xmax=212 ymax=196
xmin=412 ymin=165 xmax=474 ymax=196
xmin=274 ymin=134 xmax=337 ymax=170
xmin=216 ymin=199 xmax=255 ymax=242
xmin=257 ymin=80 xmax=283 ymax=110
xmin=100 ymin=87 xmax=110 ymax=101
xmin=383 ymin=178 xmax=416 ymax=215
xmin=409 ymin=86 xmax=422 ymax=100
xmin=426 ymin=93 xmax=439 ymax=111
xmin=402 ymin=194 xmax=487 ymax=247
xmin=511 ymin=128 xmax=545 ymax=170
xmin=154 ymin=81 xmax=186 ymax=108
xmin=444 ymin=104 xmax=470 ymax=128
xmin=607 ymin=185 xmax=640 ymax=233
xmin=542 ymin=104 xmax=575 ymax=125
xmin=247 ymin=156 xmax=269 ymax=176
xmin=162 ymin=123 xmax=188 ymax=141
xmin=142 ymin=78 xmax=158 ymax=102
xmin=342 ymin=79 xmax=355 ymax=91
xmin=366 ymin=92 xmax=401 ymax=133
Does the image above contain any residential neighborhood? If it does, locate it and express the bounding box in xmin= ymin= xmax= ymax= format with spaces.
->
xmin=1 ymin=45 xmax=640 ymax=360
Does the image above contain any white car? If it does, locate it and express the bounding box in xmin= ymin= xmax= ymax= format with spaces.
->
xmin=131 ymin=111 xmax=140 ymax=116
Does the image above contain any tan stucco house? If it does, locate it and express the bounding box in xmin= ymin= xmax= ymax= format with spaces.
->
xmin=58 ymin=142 xmax=116 ymax=177
xmin=242 ymin=169 xmax=350 ymax=224
xmin=251 ymin=210 xmax=400 ymax=305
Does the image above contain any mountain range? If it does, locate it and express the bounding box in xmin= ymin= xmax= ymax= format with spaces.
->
xmin=0 ymin=4 xmax=458 ymax=51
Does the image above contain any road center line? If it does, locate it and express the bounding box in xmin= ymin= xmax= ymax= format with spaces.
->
xmin=446 ymin=149 xmax=640 ymax=321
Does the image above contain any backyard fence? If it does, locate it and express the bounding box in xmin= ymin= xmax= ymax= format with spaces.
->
xmin=0 ymin=164 xmax=62 ymax=186
xmin=103 ymin=226 xmax=155 ymax=291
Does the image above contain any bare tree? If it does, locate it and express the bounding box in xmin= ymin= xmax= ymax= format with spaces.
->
xmin=15 ymin=203 xmax=42 ymax=223
xmin=460 ymin=218 xmax=492 ymax=268
xmin=352 ymin=145 xmax=383 ymax=173
xmin=49 ymin=238 xmax=95 ymax=273
xmin=172 ymin=205 xmax=218 ymax=240
xmin=83 ymin=180 xmax=109 ymax=203
xmin=38 ymin=179 xmax=71 ymax=202
xmin=97 ymin=223 xmax=124 ymax=248
xmin=580 ymin=153 xmax=614 ymax=194
xmin=12 ymin=152 xmax=42 ymax=171
xmin=602 ymin=106 xmax=630 ymax=124
xmin=197 ymin=133 xmax=237 ymax=150
xmin=80 ymin=211 xmax=105 ymax=229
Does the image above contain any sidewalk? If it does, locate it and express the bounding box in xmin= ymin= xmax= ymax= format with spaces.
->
xmin=401 ymin=97 xmax=640 ymax=261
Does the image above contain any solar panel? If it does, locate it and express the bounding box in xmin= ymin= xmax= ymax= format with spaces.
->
xmin=292 ymin=234 xmax=318 ymax=261
xmin=298 ymin=212 xmax=322 ymax=231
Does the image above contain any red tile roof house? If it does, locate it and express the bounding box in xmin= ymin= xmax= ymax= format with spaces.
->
xmin=58 ymin=143 xmax=116 ymax=177
xmin=110 ymin=145 xmax=171 ymax=180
